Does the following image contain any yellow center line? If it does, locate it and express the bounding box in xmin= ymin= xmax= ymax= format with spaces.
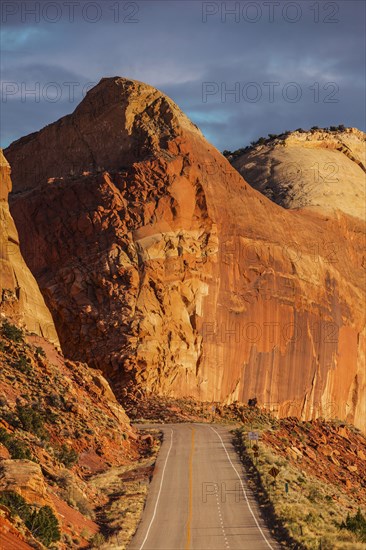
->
xmin=185 ymin=427 xmax=195 ymax=550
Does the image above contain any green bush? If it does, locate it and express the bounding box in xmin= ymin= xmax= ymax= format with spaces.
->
xmin=257 ymin=137 xmax=267 ymax=145
xmin=339 ymin=508 xmax=366 ymax=542
xmin=13 ymin=355 xmax=31 ymax=375
xmin=1 ymin=321 xmax=24 ymax=343
xmin=55 ymin=443 xmax=78 ymax=468
xmin=27 ymin=505 xmax=61 ymax=547
xmin=35 ymin=346 xmax=46 ymax=357
xmin=0 ymin=491 xmax=60 ymax=547
xmin=0 ymin=490 xmax=31 ymax=521
xmin=0 ymin=409 xmax=20 ymax=429
xmin=16 ymin=405 xmax=48 ymax=439
xmin=0 ymin=428 xmax=32 ymax=460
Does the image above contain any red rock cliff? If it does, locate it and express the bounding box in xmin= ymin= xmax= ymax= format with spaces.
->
xmin=4 ymin=78 xmax=366 ymax=430
xmin=0 ymin=150 xmax=59 ymax=345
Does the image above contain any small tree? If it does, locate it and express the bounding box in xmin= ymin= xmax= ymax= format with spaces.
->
xmin=26 ymin=505 xmax=61 ymax=547
xmin=16 ymin=405 xmax=47 ymax=439
xmin=1 ymin=321 xmax=24 ymax=343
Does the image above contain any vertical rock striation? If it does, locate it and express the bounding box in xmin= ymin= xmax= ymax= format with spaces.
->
xmin=4 ymin=78 xmax=366 ymax=430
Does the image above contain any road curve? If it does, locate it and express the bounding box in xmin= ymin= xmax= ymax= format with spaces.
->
xmin=128 ymin=423 xmax=280 ymax=550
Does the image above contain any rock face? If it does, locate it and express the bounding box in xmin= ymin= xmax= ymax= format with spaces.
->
xmin=230 ymin=128 xmax=366 ymax=220
xmin=4 ymin=78 xmax=366 ymax=430
xmin=0 ymin=150 xmax=59 ymax=345
xmin=0 ymin=460 xmax=53 ymax=508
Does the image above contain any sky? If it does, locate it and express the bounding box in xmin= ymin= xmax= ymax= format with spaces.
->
xmin=1 ymin=0 xmax=365 ymax=152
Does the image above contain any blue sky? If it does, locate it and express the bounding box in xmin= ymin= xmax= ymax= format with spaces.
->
xmin=1 ymin=0 xmax=365 ymax=152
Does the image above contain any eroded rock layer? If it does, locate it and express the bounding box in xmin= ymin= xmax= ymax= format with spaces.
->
xmin=230 ymin=128 xmax=366 ymax=220
xmin=0 ymin=150 xmax=59 ymax=345
xmin=5 ymin=78 xmax=366 ymax=430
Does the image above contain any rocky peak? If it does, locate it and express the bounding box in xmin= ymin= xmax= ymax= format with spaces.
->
xmin=230 ymin=127 xmax=366 ymax=219
xmin=4 ymin=80 xmax=366 ymax=432
xmin=7 ymin=77 xmax=202 ymax=194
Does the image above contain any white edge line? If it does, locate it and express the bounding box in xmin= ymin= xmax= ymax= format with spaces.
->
xmin=139 ymin=428 xmax=174 ymax=550
xmin=210 ymin=426 xmax=275 ymax=550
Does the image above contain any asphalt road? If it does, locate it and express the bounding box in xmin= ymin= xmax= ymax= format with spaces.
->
xmin=128 ymin=424 xmax=280 ymax=550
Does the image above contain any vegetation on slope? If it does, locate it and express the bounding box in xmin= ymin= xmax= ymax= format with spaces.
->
xmin=0 ymin=319 xmax=159 ymax=549
xmin=234 ymin=413 xmax=366 ymax=549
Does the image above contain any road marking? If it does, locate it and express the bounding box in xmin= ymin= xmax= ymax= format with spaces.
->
xmin=210 ymin=426 xmax=275 ymax=550
xmin=139 ymin=428 xmax=174 ymax=550
xmin=214 ymin=483 xmax=230 ymax=548
xmin=185 ymin=427 xmax=195 ymax=549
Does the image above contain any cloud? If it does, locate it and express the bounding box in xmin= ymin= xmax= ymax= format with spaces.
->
xmin=1 ymin=0 xmax=364 ymax=150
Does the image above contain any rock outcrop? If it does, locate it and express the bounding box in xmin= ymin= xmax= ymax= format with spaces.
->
xmin=0 ymin=150 xmax=59 ymax=345
xmin=0 ymin=322 xmax=141 ymax=548
xmin=229 ymin=128 xmax=366 ymax=220
xmin=4 ymin=78 xmax=366 ymax=430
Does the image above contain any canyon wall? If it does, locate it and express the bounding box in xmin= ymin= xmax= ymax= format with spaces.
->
xmin=5 ymin=78 xmax=366 ymax=430
xmin=0 ymin=150 xmax=59 ymax=345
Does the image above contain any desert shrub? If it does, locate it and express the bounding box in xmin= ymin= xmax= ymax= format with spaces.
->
xmin=13 ymin=355 xmax=31 ymax=375
xmin=35 ymin=346 xmax=46 ymax=357
xmin=337 ymin=124 xmax=346 ymax=131
xmin=26 ymin=505 xmax=61 ymax=547
xmin=55 ymin=443 xmax=78 ymax=467
xmin=16 ymin=405 xmax=48 ymax=439
xmin=257 ymin=137 xmax=267 ymax=145
xmin=308 ymin=486 xmax=321 ymax=502
xmin=0 ymin=409 xmax=20 ymax=429
xmin=91 ymin=533 xmax=106 ymax=547
xmin=0 ymin=491 xmax=60 ymax=547
xmin=46 ymin=392 xmax=65 ymax=410
xmin=339 ymin=508 xmax=366 ymax=542
xmin=0 ymin=428 xmax=32 ymax=459
xmin=43 ymin=408 xmax=58 ymax=424
xmin=268 ymin=133 xmax=278 ymax=139
xmin=1 ymin=321 xmax=23 ymax=342
xmin=0 ymin=490 xmax=31 ymax=521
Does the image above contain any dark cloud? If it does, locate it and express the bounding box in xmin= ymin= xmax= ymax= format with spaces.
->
xmin=1 ymin=0 xmax=364 ymax=151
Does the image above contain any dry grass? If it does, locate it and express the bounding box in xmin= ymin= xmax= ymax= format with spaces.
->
xmin=236 ymin=428 xmax=366 ymax=549
xmin=89 ymin=431 xmax=161 ymax=549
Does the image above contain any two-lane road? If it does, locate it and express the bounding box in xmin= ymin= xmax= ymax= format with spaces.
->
xmin=129 ymin=424 xmax=280 ymax=550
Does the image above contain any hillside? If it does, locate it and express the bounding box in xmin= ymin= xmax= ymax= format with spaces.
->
xmin=4 ymin=78 xmax=366 ymax=431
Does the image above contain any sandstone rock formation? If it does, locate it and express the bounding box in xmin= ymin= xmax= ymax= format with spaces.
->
xmin=0 ymin=460 xmax=54 ymax=508
xmin=4 ymin=78 xmax=366 ymax=430
xmin=0 ymin=322 xmax=140 ymax=547
xmin=0 ymin=150 xmax=59 ymax=345
xmin=230 ymin=128 xmax=366 ymax=220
